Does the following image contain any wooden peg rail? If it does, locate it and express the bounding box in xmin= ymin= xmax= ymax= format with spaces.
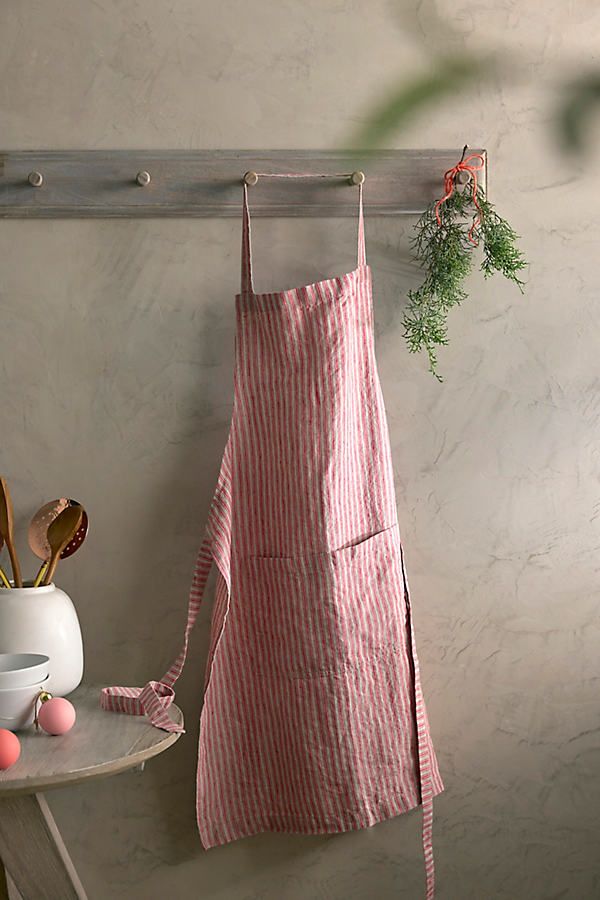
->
xmin=0 ymin=149 xmax=487 ymax=218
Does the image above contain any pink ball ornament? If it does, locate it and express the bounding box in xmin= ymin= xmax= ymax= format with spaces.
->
xmin=0 ymin=728 xmax=21 ymax=769
xmin=38 ymin=697 xmax=76 ymax=736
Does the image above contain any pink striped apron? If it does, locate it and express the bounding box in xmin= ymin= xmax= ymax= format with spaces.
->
xmin=101 ymin=175 xmax=444 ymax=897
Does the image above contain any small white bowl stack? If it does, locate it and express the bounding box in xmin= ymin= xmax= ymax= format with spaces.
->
xmin=0 ymin=653 xmax=50 ymax=731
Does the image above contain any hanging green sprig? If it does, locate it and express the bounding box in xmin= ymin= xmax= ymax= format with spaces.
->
xmin=403 ymin=156 xmax=527 ymax=381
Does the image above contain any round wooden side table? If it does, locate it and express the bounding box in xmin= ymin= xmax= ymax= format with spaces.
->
xmin=0 ymin=683 xmax=182 ymax=900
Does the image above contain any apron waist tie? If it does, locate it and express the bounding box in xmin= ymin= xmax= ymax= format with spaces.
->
xmin=100 ymin=681 xmax=183 ymax=733
xmin=99 ymin=532 xmax=214 ymax=734
xmin=422 ymin=795 xmax=435 ymax=900
xmin=399 ymin=537 xmax=437 ymax=899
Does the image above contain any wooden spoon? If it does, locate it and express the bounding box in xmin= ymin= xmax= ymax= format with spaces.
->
xmin=0 ymin=536 xmax=11 ymax=589
xmin=0 ymin=477 xmax=22 ymax=587
xmin=42 ymin=505 xmax=83 ymax=586
xmin=29 ymin=498 xmax=89 ymax=587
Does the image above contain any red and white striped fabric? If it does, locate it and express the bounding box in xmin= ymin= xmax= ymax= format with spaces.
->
xmin=101 ymin=176 xmax=444 ymax=898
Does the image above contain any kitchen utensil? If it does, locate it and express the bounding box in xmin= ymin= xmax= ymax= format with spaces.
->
xmin=29 ymin=499 xmax=88 ymax=587
xmin=0 ymin=537 xmax=11 ymax=589
xmin=0 ymin=653 xmax=50 ymax=689
xmin=42 ymin=505 xmax=83 ymax=586
xmin=41 ymin=505 xmax=83 ymax=587
xmin=0 ymin=477 xmax=22 ymax=587
xmin=29 ymin=497 xmax=69 ymax=585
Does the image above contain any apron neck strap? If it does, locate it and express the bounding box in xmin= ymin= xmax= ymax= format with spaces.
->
xmin=241 ymin=182 xmax=254 ymax=295
xmin=357 ymin=182 xmax=366 ymax=268
xmin=241 ymin=177 xmax=367 ymax=295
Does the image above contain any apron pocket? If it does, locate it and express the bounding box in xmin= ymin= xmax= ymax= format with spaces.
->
xmin=236 ymin=523 xmax=408 ymax=678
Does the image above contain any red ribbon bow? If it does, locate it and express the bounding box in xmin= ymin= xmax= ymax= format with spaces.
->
xmin=434 ymin=152 xmax=486 ymax=246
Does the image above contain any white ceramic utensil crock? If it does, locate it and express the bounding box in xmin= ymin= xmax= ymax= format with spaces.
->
xmin=0 ymin=652 xmax=49 ymax=689
xmin=0 ymin=674 xmax=50 ymax=731
xmin=0 ymin=583 xmax=83 ymax=696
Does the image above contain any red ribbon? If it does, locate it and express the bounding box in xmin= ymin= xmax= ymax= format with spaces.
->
xmin=434 ymin=152 xmax=486 ymax=246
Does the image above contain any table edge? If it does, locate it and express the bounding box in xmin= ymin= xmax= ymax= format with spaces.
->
xmin=0 ymin=703 xmax=183 ymax=796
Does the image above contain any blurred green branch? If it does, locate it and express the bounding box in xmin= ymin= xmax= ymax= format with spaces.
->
xmin=348 ymin=55 xmax=496 ymax=151
xmin=554 ymin=72 xmax=600 ymax=154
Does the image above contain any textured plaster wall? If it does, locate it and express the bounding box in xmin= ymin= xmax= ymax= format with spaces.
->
xmin=1 ymin=2 xmax=599 ymax=898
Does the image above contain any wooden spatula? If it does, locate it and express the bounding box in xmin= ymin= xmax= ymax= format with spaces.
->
xmin=0 ymin=535 xmax=11 ymax=589
xmin=0 ymin=477 xmax=22 ymax=587
xmin=42 ymin=505 xmax=83 ymax=586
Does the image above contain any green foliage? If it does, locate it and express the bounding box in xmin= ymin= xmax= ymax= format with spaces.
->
xmin=347 ymin=37 xmax=600 ymax=160
xmin=554 ymin=72 xmax=600 ymax=154
xmin=477 ymin=193 xmax=528 ymax=286
xmin=403 ymin=186 xmax=527 ymax=381
xmin=348 ymin=56 xmax=493 ymax=151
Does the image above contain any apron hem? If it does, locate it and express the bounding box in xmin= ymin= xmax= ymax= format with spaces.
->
xmin=198 ymin=780 xmax=444 ymax=850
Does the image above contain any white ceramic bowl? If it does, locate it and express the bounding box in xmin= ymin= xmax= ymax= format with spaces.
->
xmin=0 ymin=674 xmax=50 ymax=731
xmin=0 ymin=653 xmax=50 ymax=689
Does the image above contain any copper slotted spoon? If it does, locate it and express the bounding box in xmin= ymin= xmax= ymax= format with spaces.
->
xmin=29 ymin=499 xmax=89 ymax=587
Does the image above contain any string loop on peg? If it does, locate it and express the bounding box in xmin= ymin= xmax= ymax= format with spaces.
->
xmin=349 ymin=171 xmax=365 ymax=186
xmin=28 ymin=171 xmax=43 ymax=188
xmin=244 ymin=171 xmax=259 ymax=186
xmin=136 ymin=171 xmax=151 ymax=187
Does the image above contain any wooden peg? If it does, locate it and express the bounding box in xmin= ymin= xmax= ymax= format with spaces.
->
xmin=244 ymin=171 xmax=259 ymax=186
xmin=350 ymin=171 xmax=365 ymax=185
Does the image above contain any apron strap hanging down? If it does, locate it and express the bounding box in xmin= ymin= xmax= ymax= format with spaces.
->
xmin=357 ymin=181 xmax=366 ymax=268
xmin=241 ymin=181 xmax=254 ymax=295
xmin=99 ymin=533 xmax=214 ymax=733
